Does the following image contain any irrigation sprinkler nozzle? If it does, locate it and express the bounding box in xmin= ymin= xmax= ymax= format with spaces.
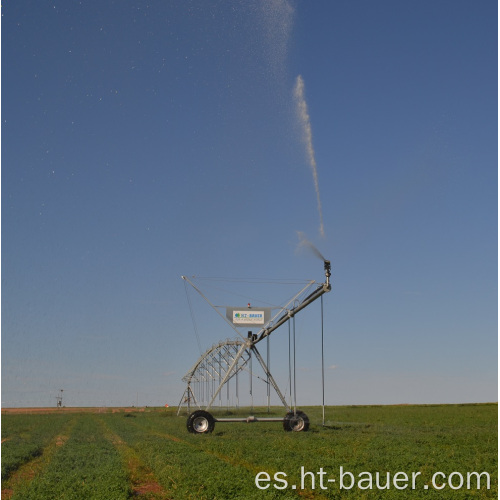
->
xmin=324 ymin=260 xmax=331 ymax=288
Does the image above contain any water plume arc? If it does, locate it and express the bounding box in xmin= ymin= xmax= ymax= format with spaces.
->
xmin=293 ymin=74 xmax=325 ymax=238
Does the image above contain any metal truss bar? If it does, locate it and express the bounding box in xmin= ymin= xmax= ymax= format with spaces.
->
xmin=215 ymin=417 xmax=285 ymax=423
xmin=205 ymin=342 xmax=249 ymax=410
xmin=256 ymin=281 xmax=330 ymax=344
xmin=255 ymin=261 xmax=331 ymax=344
xmin=251 ymin=345 xmax=290 ymax=411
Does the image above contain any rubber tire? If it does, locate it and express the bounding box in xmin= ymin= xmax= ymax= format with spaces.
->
xmin=283 ymin=411 xmax=310 ymax=432
xmin=187 ymin=410 xmax=215 ymax=434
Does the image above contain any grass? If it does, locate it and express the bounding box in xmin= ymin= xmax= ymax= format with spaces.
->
xmin=1 ymin=404 xmax=497 ymax=499
xmin=1 ymin=413 xmax=74 ymax=480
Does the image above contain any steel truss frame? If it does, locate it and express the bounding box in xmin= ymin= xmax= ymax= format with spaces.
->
xmin=179 ymin=260 xmax=331 ymax=432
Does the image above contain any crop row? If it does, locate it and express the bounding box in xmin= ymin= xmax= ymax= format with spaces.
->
xmin=1 ymin=404 xmax=497 ymax=499
xmin=4 ymin=414 xmax=130 ymax=500
xmin=1 ymin=413 xmax=74 ymax=481
xmin=103 ymin=404 xmax=498 ymax=499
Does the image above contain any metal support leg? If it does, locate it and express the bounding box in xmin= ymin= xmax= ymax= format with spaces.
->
xmin=251 ymin=346 xmax=290 ymax=411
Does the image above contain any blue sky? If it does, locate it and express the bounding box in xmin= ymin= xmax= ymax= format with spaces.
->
xmin=2 ymin=0 xmax=497 ymax=408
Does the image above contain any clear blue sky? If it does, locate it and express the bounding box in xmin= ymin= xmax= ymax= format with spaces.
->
xmin=2 ymin=0 xmax=497 ymax=408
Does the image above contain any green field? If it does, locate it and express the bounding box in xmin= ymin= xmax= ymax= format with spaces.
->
xmin=1 ymin=404 xmax=497 ymax=499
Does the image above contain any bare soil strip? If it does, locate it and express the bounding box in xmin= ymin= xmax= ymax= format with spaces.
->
xmin=1 ymin=407 xmax=144 ymax=415
xmin=98 ymin=419 xmax=171 ymax=499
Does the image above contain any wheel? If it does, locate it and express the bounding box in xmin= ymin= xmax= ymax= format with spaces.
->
xmin=283 ymin=411 xmax=310 ymax=432
xmin=187 ymin=410 xmax=215 ymax=434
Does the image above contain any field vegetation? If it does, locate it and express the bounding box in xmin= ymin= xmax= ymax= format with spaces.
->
xmin=1 ymin=404 xmax=497 ymax=499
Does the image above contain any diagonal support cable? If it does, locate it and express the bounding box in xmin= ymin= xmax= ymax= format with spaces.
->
xmin=182 ymin=276 xmax=247 ymax=341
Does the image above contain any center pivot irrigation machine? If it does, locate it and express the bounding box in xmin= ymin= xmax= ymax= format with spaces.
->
xmin=178 ymin=260 xmax=331 ymax=433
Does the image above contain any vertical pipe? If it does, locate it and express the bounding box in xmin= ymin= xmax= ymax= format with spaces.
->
xmin=212 ymin=363 xmax=215 ymax=403
xmin=218 ymin=351 xmax=222 ymax=407
xmin=321 ymin=294 xmax=325 ymax=426
xmin=236 ymin=366 xmax=239 ymax=408
xmin=293 ymin=314 xmax=297 ymax=414
xmin=236 ymin=346 xmax=239 ymax=408
xmin=227 ymin=353 xmax=231 ymax=411
xmin=249 ymin=348 xmax=253 ymax=411
xmin=288 ymin=320 xmax=292 ymax=406
xmin=267 ymin=334 xmax=270 ymax=413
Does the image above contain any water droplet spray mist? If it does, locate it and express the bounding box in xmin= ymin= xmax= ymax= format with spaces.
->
xmin=293 ymin=74 xmax=325 ymax=239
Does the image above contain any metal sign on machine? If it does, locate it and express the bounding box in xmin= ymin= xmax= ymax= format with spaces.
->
xmin=226 ymin=306 xmax=271 ymax=327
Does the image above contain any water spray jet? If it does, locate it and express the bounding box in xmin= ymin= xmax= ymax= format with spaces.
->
xmin=294 ymin=75 xmax=325 ymax=238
